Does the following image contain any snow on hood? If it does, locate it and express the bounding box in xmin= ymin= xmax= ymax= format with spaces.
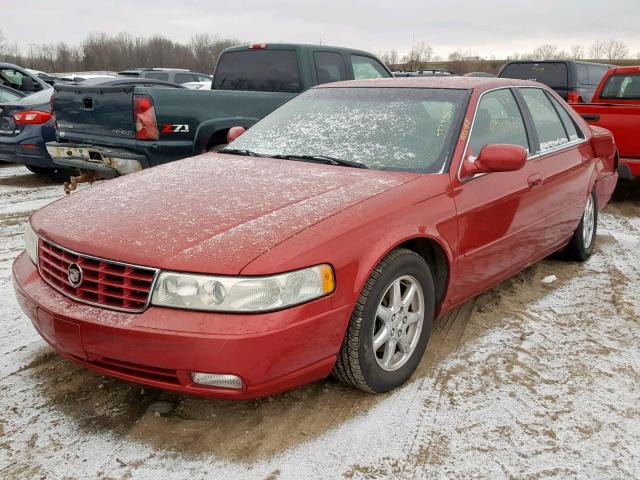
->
xmin=31 ymin=154 xmax=417 ymax=274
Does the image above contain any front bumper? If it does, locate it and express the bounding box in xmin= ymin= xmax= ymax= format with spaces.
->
xmin=13 ymin=252 xmax=351 ymax=399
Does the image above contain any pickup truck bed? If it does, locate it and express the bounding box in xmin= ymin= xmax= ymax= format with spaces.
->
xmin=49 ymin=86 xmax=294 ymax=176
xmin=47 ymin=43 xmax=392 ymax=179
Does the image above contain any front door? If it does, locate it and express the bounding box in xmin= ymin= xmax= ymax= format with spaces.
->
xmin=449 ymin=88 xmax=548 ymax=304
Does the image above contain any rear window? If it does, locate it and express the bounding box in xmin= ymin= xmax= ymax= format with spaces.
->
xmin=600 ymin=74 xmax=640 ymax=100
xmin=501 ymin=63 xmax=568 ymax=89
xmin=213 ymin=50 xmax=301 ymax=92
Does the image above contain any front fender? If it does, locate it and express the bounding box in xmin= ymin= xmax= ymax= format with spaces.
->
xmin=192 ymin=117 xmax=262 ymax=154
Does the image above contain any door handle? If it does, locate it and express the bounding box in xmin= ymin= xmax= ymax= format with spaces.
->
xmin=580 ymin=114 xmax=600 ymax=122
xmin=527 ymin=173 xmax=543 ymax=189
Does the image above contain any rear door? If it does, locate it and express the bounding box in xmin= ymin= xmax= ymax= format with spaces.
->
xmin=517 ymin=87 xmax=590 ymax=248
xmin=54 ymin=84 xmax=136 ymax=139
xmin=451 ymin=88 xmax=548 ymax=302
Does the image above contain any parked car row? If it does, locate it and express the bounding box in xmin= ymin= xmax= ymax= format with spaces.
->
xmin=12 ymin=42 xmax=620 ymax=399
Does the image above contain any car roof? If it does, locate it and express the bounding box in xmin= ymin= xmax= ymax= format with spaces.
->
xmin=607 ymin=66 xmax=640 ymax=74
xmin=223 ymin=43 xmax=384 ymax=58
xmin=501 ymin=59 xmax=616 ymax=68
xmin=314 ymin=76 xmax=542 ymax=91
xmin=79 ymin=77 xmax=184 ymax=87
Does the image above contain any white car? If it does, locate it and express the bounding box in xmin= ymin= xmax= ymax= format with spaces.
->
xmin=182 ymin=81 xmax=212 ymax=90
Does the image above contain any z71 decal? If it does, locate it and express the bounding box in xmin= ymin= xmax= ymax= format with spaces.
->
xmin=162 ymin=124 xmax=190 ymax=133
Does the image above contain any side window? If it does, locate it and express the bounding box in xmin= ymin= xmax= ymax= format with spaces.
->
xmin=313 ymin=52 xmax=347 ymax=85
xmin=468 ymin=89 xmax=529 ymax=156
xmin=520 ymin=88 xmax=569 ymax=151
xmin=588 ymin=66 xmax=609 ymax=86
xmin=350 ymin=55 xmax=389 ymax=80
xmin=601 ymin=74 xmax=640 ymax=100
xmin=576 ymin=64 xmax=589 ymax=85
xmin=545 ymin=92 xmax=583 ymax=141
xmin=145 ymin=72 xmax=169 ymax=81
xmin=174 ymin=73 xmax=197 ymax=84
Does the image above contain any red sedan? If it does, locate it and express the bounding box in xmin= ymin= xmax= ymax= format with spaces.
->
xmin=13 ymin=77 xmax=618 ymax=399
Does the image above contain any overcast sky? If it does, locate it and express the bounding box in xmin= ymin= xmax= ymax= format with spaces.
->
xmin=3 ymin=0 xmax=640 ymax=58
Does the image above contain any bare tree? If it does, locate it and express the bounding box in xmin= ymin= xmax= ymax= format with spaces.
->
xmin=0 ymin=29 xmax=5 ymax=55
xmin=448 ymin=50 xmax=463 ymax=61
xmin=379 ymin=49 xmax=399 ymax=67
xmin=590 ymin=41 xmax=607 ymax=60
xmin=603 ymin=40 xmax=628 ymax=60
xmin=414 ymin=41 xmax=433 ymax=64
xmin=532 ymin=44 xmax=559 ymax=60
xmin=570 ymin=45 xmax=585 ymax=60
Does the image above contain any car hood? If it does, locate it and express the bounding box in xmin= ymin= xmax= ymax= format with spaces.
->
xmin=31 ymin=154 xmax=419 ymax=274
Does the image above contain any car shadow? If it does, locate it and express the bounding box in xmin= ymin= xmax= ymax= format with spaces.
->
xmin=0 ymin=168 xmax=68 ymax=188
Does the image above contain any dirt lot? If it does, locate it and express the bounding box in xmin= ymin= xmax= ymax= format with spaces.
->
xmin=0 ymin=163 xmax=638 ymax=479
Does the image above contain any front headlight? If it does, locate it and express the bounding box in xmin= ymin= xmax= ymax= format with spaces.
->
xmin=24 ymin=222 xmax=38 ymax=264
xmin=151 ymin=264 xmax=335 ymax=312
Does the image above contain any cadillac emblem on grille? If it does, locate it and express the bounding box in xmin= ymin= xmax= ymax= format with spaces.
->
xmin=67 ymin=263 xmax=83 ymax=287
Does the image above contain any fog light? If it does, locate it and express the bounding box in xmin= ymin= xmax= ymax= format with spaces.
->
xmin=191 ymin=372 xmax=243 ymax=390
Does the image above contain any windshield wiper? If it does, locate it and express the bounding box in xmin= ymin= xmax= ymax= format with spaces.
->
xmin=272 ymin=154 xmax=368 ymax=169
xmin=219 ymin=148 xmax=267 ymax=157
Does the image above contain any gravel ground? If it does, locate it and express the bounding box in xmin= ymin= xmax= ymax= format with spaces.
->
xmin=0 ymin=163 xmax=638 ymax=480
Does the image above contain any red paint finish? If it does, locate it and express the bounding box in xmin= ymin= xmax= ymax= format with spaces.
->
xmin=14 ymin=78 xmax=618 ymax=399
xmin=571 ymin=66 xmax=640 ymax=179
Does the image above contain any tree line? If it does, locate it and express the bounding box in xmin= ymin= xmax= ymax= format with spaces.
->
xmin=379 ymin=39 xmax=638 ymax=71
xmin=0 ymin=30 xmax=241 ymax=74
xmin=1 ymin=30 xmax=638 ymax=75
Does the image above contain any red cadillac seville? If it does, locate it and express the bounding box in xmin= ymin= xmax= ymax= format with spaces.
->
xmin=13 ymin=77 xmax=618 ymax=399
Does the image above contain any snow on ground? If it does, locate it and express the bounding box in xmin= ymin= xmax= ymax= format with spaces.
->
xmin=0 ymin=163 xmax=638 ymax=480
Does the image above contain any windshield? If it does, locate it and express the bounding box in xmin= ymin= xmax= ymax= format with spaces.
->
xmin=227 ymin=87 xmax=468 ymax=173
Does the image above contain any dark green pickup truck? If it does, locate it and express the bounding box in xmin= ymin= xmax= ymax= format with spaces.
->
xmin=46 ymin=43 xmax=392 ymax=177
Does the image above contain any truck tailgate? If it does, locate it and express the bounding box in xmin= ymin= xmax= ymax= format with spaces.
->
xmin=53 ymin=84 xmax=136 ymax=139
xmin=572 ymin=103 xmax=640 ymax=159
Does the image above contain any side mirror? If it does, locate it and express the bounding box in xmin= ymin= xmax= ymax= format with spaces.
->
xmin=461 ymin=144 xmax=527 ymax=178
xmin=227 ymin=126 xmax=246 ymax=143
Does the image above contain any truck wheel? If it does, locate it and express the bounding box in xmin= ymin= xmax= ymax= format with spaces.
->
xmin=561 ymin=190 xmax=598 ymax=262
xmin=333 ymin=248 xmax=434 ymax=393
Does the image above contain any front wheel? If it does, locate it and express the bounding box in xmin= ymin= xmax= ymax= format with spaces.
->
xmin=562 ymin=190 xmax=597 ymax=262
xmin=333 ymin=248 xmax=434 ymax=393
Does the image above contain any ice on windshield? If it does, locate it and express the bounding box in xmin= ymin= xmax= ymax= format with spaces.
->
xmin=229 ymin=87 xmax=468 ymax=173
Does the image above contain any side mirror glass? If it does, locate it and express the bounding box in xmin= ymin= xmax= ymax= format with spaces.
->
xmin=461 ymin=144 xmax=527 ymax=178
xmin=227 ymin=126 xmax=246 ymax=143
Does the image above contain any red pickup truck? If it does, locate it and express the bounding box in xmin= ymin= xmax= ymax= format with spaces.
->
xmin=572 ymin=66 xmax=640 ymax=180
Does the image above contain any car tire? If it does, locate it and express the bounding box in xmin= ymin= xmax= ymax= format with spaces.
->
xmin=333 ymin=248 xmax=434 ymax=393
xmin=562 ymin=190 xmax=598 ymax=262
